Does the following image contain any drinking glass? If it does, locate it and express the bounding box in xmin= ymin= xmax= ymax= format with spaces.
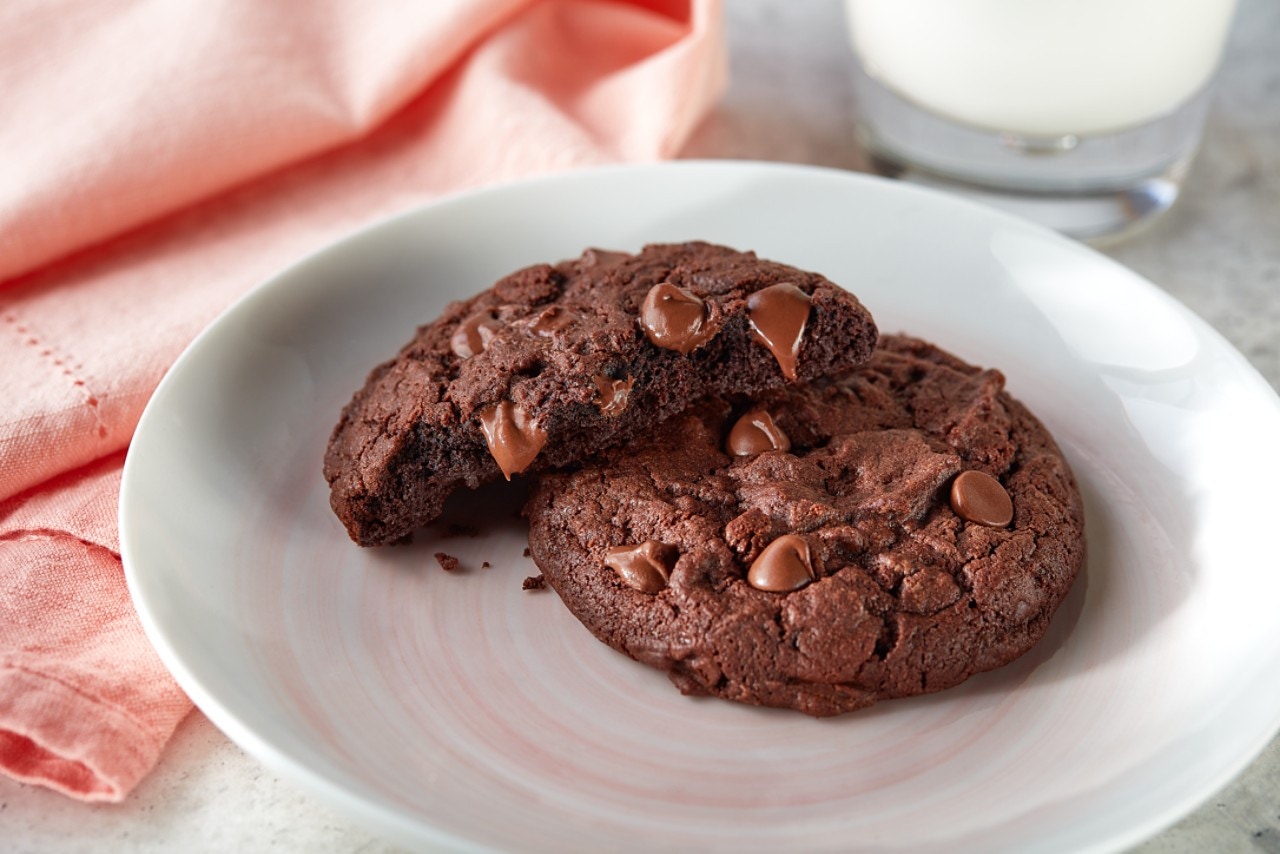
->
xmin=846 ymin=0 xmax=1239 ymax=242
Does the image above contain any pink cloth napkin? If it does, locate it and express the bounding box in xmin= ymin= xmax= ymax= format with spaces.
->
xmin=0 ymin=0 xmax=725 ymax=802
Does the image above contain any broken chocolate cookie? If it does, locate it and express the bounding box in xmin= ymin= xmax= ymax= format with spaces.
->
xmin=325 ymin=242 xmax=878 ymax=545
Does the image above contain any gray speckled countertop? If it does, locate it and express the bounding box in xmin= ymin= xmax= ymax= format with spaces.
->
xmin=6 ymin=1 xmax=1278 ymax=851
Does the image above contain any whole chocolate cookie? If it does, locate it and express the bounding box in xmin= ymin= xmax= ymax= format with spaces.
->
xmin=325 ymin=242 xmax=878 ymax=546
xmin=524 ymin=335 xmax=1085 ymax=717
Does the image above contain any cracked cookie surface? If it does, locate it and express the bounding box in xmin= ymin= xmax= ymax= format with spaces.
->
xmin=524 ymin=335 xmax=1085 ymax=717
xmin=325 ymin=242 xmax=878 ymax=545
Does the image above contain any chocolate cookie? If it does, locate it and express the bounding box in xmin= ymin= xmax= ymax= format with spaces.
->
xmin=524 ymin=335 xmax=1085 ymax=717
xmin=325 ymin=242 xmax=878 ymax=546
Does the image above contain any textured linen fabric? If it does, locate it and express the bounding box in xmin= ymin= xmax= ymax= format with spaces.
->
xmin=0 ymin=0 xmax=725 ymax=801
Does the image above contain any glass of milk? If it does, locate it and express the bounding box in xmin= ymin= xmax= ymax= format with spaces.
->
xmin=846 ymin=0 xmax=1238 ymax=241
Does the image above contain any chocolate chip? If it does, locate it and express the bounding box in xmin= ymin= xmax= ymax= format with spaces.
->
xmin=949 ymin=470 xmax=1013 ymax=527
xmin=450 ymin=311 xmax=502 ymax=359
xmin=639 ymin=282 xmax=713 ymax=354
xmin=581 ymin=248 xmax=629 ymax=267
xmin=604 ymin=541 xmax=677 ymax=594
xmin=746 ymin=534 xmax=815 ymax=592
xmin=477 ymin=400 xmax=547 ymax=479
xmin=747 ymin=283 xmax=812 ymax=380
xmin=727 ymin=408 xmax=791 ymax=456
xmin=594 ymin=375 xmax=634 ymax=416
xmin=530 ymin=305 xmax=578 ymax=337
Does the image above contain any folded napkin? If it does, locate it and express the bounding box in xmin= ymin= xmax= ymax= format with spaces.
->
xmin=0 ymin=0 xmax=725 ymax=802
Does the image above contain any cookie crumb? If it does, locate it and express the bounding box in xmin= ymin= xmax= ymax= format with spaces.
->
xmin=434 ymin=552 xmax=460 ymax=572
xmin=482 ymin=561 xmax=491 ymax=569
xmin=522 ymin=547 xmax=532 ymax=557
xmin=522 ymin=574 xmax=546 ymax=590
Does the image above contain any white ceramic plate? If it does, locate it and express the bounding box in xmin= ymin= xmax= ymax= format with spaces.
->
xmin=121 ymin=162 xmax=1280 ymax=853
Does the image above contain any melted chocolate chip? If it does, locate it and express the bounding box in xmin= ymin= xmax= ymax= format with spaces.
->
xmin=530 ymin=305 xmax=578 ymax=337
xmin=477 ymin=400 xmax=547 ymax=480
xmin=581 ymin=248 xmax=629 ymax=267
xmin=747 ymin=534 xmax=815 ymax=592
xmin=451 ymin=311 xmax=503 ymax=359
xmin=640 ymin=282 xmax=713 ymax=354
xmin=949 ymin=470 xmax=1013 ymax=527
xmin=604 ymin=541 xmax=677 ymax=594
xmin=747 ymin=283 xmax=812 ymax=380
xmin=594 ymin=375 xmax=634 ymax=416
xmin=727 ymin=408 xmax=791 ymax=456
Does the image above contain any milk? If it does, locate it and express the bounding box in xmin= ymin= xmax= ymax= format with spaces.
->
xmin=846 ymin=0 xmax=1238 ymax=137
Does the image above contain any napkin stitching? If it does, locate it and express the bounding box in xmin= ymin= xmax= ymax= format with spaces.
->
xmin=0 ymin=662 xmax=160 ymax=753
xmin=0 ymin=307 xmax=110 ymax=441
xmin=1 ymin=664 xmax=163 ymax=802
xmin=0 ymin=527 xmax=120 ymax=559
